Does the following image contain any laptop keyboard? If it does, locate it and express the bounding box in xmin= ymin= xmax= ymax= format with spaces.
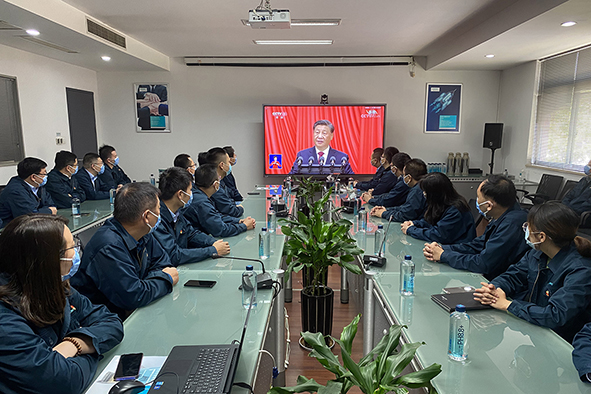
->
xmin=183 ymin=348 xmax=231 ymax=393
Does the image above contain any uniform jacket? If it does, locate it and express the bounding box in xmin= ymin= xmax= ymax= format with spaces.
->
xmin=440 ymin=202 xmax=529 ymax=280
xmin=70 ymin=218 xmax=174 ymax=318
xmin=99 ymin=164 xmax=131 ymax=189
xmin=356 ymin=166 xmax=386 ymax=191
xmin=406 ymin=205 xmax=476 ymax=244
xmin=46 ymin=169 xmax=86 ymax=209
xmin=381 ymin=184 xmax=427 ymax=223
xmin=369 ymin=177 xmax=410 ymax=207
xmin=211 ymin=183 xmax=244 ymax=218
xmin=74 ymin=169 xmax=111 ymax=200
xmin=573 ymin=322 xmax=591 ymax=381
xmin=0 ymin=277 xmax=123 ymax=394
xmin=289 ymin=147 xmax=354 ymax=174
xmin=563 ymin=177 xmax=591 ymax=215
xmin=182 ymin=187 xmax=247 ymax=238
xmin=492 ymin=243 xmax=591 ymax=342
xmin=0 ymin=176 xmax=55 ymax=227
xmin=153 ymin=200 xmax=217 ymax=267
xmin=371 ymin=168 xmax=399 ymax=196
xmin=221 ymin=172 xmax=243 ymax=202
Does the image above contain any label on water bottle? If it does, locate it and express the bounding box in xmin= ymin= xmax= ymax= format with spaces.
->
xmin=259 ymin=234 xmax=264 ymax=257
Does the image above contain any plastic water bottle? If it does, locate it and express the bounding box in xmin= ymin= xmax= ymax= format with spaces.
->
xmin=150 ymin=173 xmax=156 ymax=186
xmin=353 ymin=197 xmax=358 ymax=216
xmin=71 ymin=198 xmax=81 ymax=218
xmin=448 ymin=304 xmax=470 ymax=361
xmin=267 ymin=206 xmax=277 ymax=233
xmin=259 ymin=227 xmax=270 ymax=260
xmin=400 ymin=255 xmax=415 ymax=296
xmin=374 ymin=224 xmax=385 ymax=257
xmin=285 ymin=177 xmax=292 ymax=195
xmin=241 ymin=265 xmax=258 ymax=309
xmin=358 ymin=207 xmax=367 ymax=232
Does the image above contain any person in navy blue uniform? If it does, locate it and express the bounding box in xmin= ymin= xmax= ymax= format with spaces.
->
xmin=70 ymin=182 xmax=179 ymax=320
xmin=199 ymin=147 xmax=245 ymax=218
xmin=562 ymin=159 xmax=591 ymax=216
xmin=370 ymin=158 xmax=427 ymax=223
xmin=46 ymin=150 xmax=86 ymax=209
xmin=360 ymin=146 xmax=400 ymax=199
xmin=363 ymin=152 xmax=411 ymax=207
xmin=183 ymin=164 xmax=256 ymax=238
xmin=573 ymin=323 xmax=591 ymax=382
xmin=0 ymin=157 xmax=57 ymax=228
xmin=289 ymin=120 xmax=354 ymax=174
xmin=475 ymin=202 xmax=591 ymax=342
xmin=98 ymin=145 xmax=131 ymax=189
xmin=354 ymin=148 xmax=385 ymax=191
xmin=222 ymin=146 xmax=244 ymax=202
xmin=0 ymin=214 xmax=123 ymax=394
xmin=174 ymin=153 xmax=197 ymax=188
xmin=74 ymin=153 xmax=114 ymax=200
xmin=402 ymin=172 xmax=476 ymax=244
xmin=424 ymin=174 xmax=530 ymax=280
xmin=154 ymin=167 xmax=230 ymax=266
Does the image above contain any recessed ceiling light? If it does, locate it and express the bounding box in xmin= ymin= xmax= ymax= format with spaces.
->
xmin=101 ymin=56 xmax=111 ymax=61
xmin=485 ymin=54 xmax=495 ymax=58
xmin=253 ymin=39 xmax=333 ymax=45
xmin=25 ymin=29 xmax=40 ymax=36
xmin=561 ymin=21 xmax=577 ymax=27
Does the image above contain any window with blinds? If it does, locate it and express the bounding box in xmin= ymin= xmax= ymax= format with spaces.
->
xmin=532 ymin=46 xmax=591 ymax=172
xmin=0 ymin=75 xmax=24 ymax=165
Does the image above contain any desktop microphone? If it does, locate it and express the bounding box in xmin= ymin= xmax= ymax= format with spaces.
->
xmin=340 ymin=157 xmax=348 ymax=170
xmin=363 ymin=214 xmax=393 ymax=268
xmin=212 ymin=254 xmax=274 ymax=289
xmin=296 ymin=156 xmax=303 ymax=166
xmin=319 ymin=156 xmax=325 ymax=166
xmin=307 ymin=156 xmax=314 ymax=173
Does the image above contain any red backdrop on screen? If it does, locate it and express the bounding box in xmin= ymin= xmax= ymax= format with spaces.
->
xmin=264 ymin=105 xmax=385 ymax=175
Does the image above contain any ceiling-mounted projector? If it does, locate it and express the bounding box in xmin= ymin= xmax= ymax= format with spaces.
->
xmin=248 ymin=9 xmax=291 ymax=29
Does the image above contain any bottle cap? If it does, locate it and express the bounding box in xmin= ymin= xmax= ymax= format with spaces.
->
xmin=269 ymin=206 xmax=274 ymax=210
xmin=405 ymin=255 xmax=412 ymax=260
xmin=360 ymin=207 xmax=365 ymax=211
xmin=378 ymin=225 xmax=383 ymax=229
xmin=262 ymin=227 xmax=267 ymax=231
xmin=246 ymin=265 xmax=253 ymax=271
xmin=455 ymin=304 xmax=466 ymax=312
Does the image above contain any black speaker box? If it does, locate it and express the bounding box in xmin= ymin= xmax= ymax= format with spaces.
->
xmin=483 ymin=123 xmax=503 ymax=149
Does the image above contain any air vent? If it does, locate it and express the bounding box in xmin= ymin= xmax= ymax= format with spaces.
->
xmin=0 ymin=20 xmax=22 ymax=31
xmin=20 ymin=36 xmax=78 ymax=53
xmin=86 ymin=19 xmax=126 ymax=49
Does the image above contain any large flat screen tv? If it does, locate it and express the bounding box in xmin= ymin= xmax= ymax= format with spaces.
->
xmin=264 ymin=104 xmax=386 ymax=176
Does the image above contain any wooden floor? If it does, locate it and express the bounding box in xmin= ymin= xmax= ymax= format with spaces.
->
xmin=284 ymin=265 xmax=364 ymax=394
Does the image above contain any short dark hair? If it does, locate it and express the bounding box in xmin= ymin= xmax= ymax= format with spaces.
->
xmin=99 ymin=145 xmax=116 ymax=163
xmin=194 ymin=164 xmax=219 ymax=189
xmin=421 ymin=172 xmax=469 ymax=224
xmin=313 ymin=120 xmax=334 ymax=133
xmin=480 ymin=174 xmax=516 ymax=208
xmin=391 ymin=152 xmax=411 ymax=171
xmin=17 ymin=157 xmax=47 ymax=179
xmin=197 ymin=152 xmax=209 ymax=166
xmin=403 ymin=158 xmax=427 ymax=180
xmin=383 ymin=146 xmax=400 ymax=164
xmin=372 ymin=148 xmax=384 ymax=158
xmin=0 ymin=214 xmax=69 ymax=326
xmin=114 ymin=182 xmax=159 ymax=224
xmin=54 ymin=151 xmax=77 ymax=170
xmin=174 ymin=154 xmax=193 ymax=169
xmin=82 ymin=152 xmax=101 ymax=168
xmin=159 ymin=167 xmax=193 ymax=200
xmin=204 ymin=147 xmax=228 ymax=167
xmin=223 ymin=146 xmax=235 ymax=157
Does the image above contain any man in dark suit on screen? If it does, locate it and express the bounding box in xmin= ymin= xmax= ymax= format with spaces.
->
xmin=289 ymin=120 xmax=354 ymax=174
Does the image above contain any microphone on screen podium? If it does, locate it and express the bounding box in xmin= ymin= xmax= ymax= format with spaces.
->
xmin=362 ymin=214 xmax=393 ymax=268
xmin=329 ymin=156 xmax=336 ymax=168
xmin=340 ymin=156 xmax=348 ymax=171
xmin=319 ymin=156 xmax=325 ymax=167
xmin=307 ymin=156 xmax=314 ymax=173
xmin=296 ymin=156 xmax=303 ymax=167
xmin=211 ymin=254 xmax=274 ymax=289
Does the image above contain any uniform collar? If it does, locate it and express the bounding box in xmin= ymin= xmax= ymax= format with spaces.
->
xmin=110 ymin=218 xmax=140 ymax=250
xmin=160 ymin=200 xmax=178 ymax=223
xmin=85 ymin=168 xmax=97 ymax=183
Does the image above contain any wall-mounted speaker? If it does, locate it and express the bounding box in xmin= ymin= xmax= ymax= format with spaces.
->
xmin=483 ymin=123 xmax=503 ymax=150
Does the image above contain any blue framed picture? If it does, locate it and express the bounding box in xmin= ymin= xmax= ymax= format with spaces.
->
xmin=425 ymin=83 xmax=462 ymax=133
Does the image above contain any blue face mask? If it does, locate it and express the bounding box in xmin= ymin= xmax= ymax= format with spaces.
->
xmin=147 ymin=210 xmax=161 ymax=233
xmin=476 ymin=200 xmax=491 ymax=218
xmin=34 ymin=173 xmax=47 ymax=187
xmin=403 ymin=174 xmax=410 ymax=186
xmin=524 ymin=226 xmax=542 ymax=249
xmin=585 ymin=165 xmax=591 ymax=176
xmin=114 ymin=157 xmax=120 ymax=166
xmin=68 ymin=164 xmax=79 ymax=175
xmin=233 ymin=157 xmax=237 ymax=166
xmin=226 ymin=163 xmax=232 ymax=176
xmin=180 ymin=190 xmax=193 ymax=207
xmin=61 ymin=248 xmax=81 ymax=281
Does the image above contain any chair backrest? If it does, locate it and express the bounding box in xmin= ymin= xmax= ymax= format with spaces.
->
xmin=536 ymin=174 xmax=564 ymax=200
xmin=557 ymin=179 xmax=578 ymax=201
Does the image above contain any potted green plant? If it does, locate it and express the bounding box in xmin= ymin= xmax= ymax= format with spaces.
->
xmin=281 ymin=178 xmax=363 ymax=342
xmin=269 ymin=315 xmax=442 ymax=394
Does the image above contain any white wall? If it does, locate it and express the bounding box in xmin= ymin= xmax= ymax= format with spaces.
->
xmin=498 ymin=61 xmax=582 ymax=184
xmin=97 ymin=59 xmax=501 ymax=192
xmin=0 ymin=43 xmax=98 ymax=184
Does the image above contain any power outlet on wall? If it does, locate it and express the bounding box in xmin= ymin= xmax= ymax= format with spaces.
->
xmin=56 ymin=137 xmax=64 ymax=145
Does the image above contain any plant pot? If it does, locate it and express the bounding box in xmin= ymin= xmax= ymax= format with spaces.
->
xmin=301 ymin=285 xmax=334 ymax=339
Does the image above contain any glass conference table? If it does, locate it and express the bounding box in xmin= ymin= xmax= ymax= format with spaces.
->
xmin=343 ymin=208 xmax=590 ymax=394
xmin=77 ymin=189 xmax=287 ymax=394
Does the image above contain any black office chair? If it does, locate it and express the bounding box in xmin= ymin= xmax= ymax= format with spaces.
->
xmin=517 ymin=174 xmax=564 ymax=209
xmin=556 ymin=179 xmax=578 ymax=201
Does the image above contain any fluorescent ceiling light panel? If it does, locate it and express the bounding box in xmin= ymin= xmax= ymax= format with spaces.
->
xmin=242 ymin=19 xmax=340 ymax=27
xmin=485 ymin=54 xmax=495 ymax=58
xmin=26 ymin=29 xmax=40 ymax=36
xmin=561 ymin=21 xmax=577 ymax=27
xmin=254 ymin=39 xmax=333 ymax=45
xmin=101 ymin=56 xmax=111 ymax=61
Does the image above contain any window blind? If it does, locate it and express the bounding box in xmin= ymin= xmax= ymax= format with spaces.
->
xmin=0 ymin=75 xmax=24 ymax=166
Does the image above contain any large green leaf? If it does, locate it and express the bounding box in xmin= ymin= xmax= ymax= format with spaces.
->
xmin=317 ymin=380 xmax=343 ymax=394
xmin=376 ymin=324 xmax=406 ymax=378
xmin=391 ymin=363 xmax=442 ymax=389
xmin=339 ymin=314 xmax=360 ymax=354
xmin=333 ymin=338 xmax=364 ymax=390
xmin=302 ymin=331 xmax=347 ymax=377
xmin=359 ymin=325 xmax=403 ymax=367
xmin=379 ymin=342 xmax=423 ymax=386
xmin=268 ymin=375 xmax=323 ymax=394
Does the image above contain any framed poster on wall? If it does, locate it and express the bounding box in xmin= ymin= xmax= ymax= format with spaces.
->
xmin=425 ymin=83 xmax=462 ymax=133
xmin=134 ymin=83 xmax=170 ymax=132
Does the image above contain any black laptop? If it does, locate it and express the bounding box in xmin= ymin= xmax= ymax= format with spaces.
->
xmin=147 ymin=296 xmax=255 ymax=394
xmin=431 ymin=292 xmax=492 ymax=313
